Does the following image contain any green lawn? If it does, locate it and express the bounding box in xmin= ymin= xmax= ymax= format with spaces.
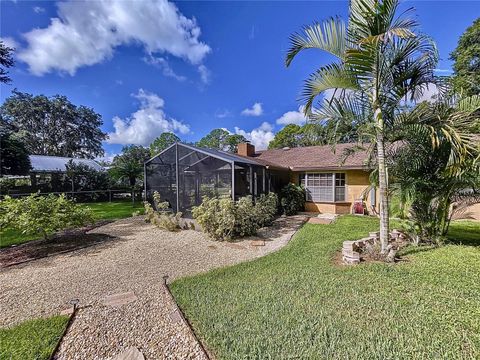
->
xmin=0 ymin=316 xmax=69 ymax=360
xmin=0 ymin=200 xmax=144 ymax=248
xmin=171 ymin=216 xmax=480 ymax=359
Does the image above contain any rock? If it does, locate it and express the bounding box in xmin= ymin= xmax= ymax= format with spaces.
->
xmin=113 ymin=347 xmax=145 ymax=360
xmin=103 ymin=292 xmax=138 ymax=307
xmin=250 ymin=240 xmax=265 ymax=247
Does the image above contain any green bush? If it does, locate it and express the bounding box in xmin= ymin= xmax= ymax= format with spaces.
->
xmin=193 ymin=193 xmax=279 ymax=241
xmin=0 ymin=193 xmax=95 ymax=240
xmin=192 ymin=197 xmax=236 ymax=240
xmin=255 ymin=193 xmax=279 ymax=227
xmin=280 ymin=183 xmax=305 ymax=215
xmin=144 ymin=191 xmax=182 ymax=231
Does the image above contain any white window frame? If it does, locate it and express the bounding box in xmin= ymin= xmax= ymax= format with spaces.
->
xmin=301 ymin=172 xmax=347 ymax=203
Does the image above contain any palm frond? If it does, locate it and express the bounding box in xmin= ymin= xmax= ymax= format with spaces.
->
xmin=285 ymin=17 xmax=347 ymax=67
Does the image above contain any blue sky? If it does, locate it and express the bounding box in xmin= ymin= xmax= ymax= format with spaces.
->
xmin=1 ymin=0 xmax=478 ymax=158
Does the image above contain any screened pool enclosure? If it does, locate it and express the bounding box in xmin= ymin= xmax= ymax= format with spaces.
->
xmin=145 ymin=143 xmax=287 ymax=214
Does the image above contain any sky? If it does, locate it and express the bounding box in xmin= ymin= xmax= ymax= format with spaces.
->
xmin=1 ymin=0 xmax=479 ymax=160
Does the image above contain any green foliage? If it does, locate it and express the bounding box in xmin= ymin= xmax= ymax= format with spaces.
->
xmin=450 ymin=18 xmax=480 ymax=97
xmin=0 ymin=315 xmax=69 ymax=360
xmin=193 ymin=194 xmax=279 ymax=241
xmin=390 ymin=95 xmax=480 ymax=244
xmin=0 ymin=40 xmax=15 ymax=84
xmin=233 ymin=196 xmax=259 ymax=237
xmin=171 ymin=216 xmax=480 ymax=359
xmin=1 ymin=200 xmax=144 ymax=248
xmin=149 ymin=132 xmax=180 ymax=156
xmin=0 ymin=193 xmax=94 ymax=240
xmin=1 ymin=90 xmax=106 ymax=158
xmin=268 ymin=124 xmax=303 ymax=149
xmin=0 ymin=120 xmax=31 ymax=176
xmin=254 ymin=193 xmax=279 ymax=227
xmin=192 ymin=197 xmax=237 ymax=241
xmin=110 ymin=145 xmax=150 ymax=188
xmin=197 ymin=128 xmax=247 ymax=152
xmin=144 ymin=191 xmax=182 ymax=231
xmin=65 ymin=160 xmax=111 ymax=200
xmin=280 ymin=183 xmax=305 ymax=215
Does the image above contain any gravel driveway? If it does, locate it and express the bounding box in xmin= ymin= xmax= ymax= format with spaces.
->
xmin=0 ymin=215 xmax=306 ymax=359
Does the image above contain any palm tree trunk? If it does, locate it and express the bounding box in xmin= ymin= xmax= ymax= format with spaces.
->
xmin=375 ymin=109 xmax=390 ymax=253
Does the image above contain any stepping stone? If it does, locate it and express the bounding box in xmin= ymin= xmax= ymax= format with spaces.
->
xmin=59 ymin=306 xmax=75 ymax=316
xmin=308 ymin=218 xmax=332 ymax=225
xmin=169 ymin=309 xmax=183 ymax=323
xmin=113 ymin=347 xmax=144 ymax=360
xmin=250 ymin=240 xmax=265 ymax=247
xmin=103 ymin=291 xmax=137 ymax=307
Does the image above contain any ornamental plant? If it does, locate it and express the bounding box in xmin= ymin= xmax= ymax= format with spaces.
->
xmin=0 ymin=193 xmax=95 ymax=240
xmin=192 ymin=193 xmax=279 ymax=241
xmin=144 ymin=191 xmax=182 ymax=231
xmin=280 ymin=183 xmax=305 ymax=215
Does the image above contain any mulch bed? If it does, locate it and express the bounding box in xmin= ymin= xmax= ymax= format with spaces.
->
xmin=0 ymin=221 xmax=117 ymax=269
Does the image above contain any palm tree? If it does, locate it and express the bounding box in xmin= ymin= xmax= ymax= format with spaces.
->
xmin=286 ymin=0 xmax=438 ymax=252
xmin=389 ymin=95 xmax=480 ymax=242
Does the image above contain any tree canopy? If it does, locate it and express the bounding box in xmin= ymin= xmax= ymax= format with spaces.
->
xmin=110 ymin=145 xmax=150 ymax=188
xmin=0 ymin=120 xmax=30 ymax=176
xmin=450 ymin=18 xmax=480 ymax=97
xmin=1 ymin=90 xmax=107 ymax=158
xmin=197 ymin=129 xmax=247 ymax=152
xmin=149 ymin=132 xmax=180 ymax=156
xmin=0 ymin=41 xmax=14 ymax=84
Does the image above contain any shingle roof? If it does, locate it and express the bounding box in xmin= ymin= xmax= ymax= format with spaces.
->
xmin=29 ymin=155 xmax=104 ymax=172
xmin=252 ymin=143 xmax=371 ymax=171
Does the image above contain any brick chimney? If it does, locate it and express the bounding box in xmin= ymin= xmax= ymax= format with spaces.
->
xmin=237 ymin=142 xmax=255 ymax=157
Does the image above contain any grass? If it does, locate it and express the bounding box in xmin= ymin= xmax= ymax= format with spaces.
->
xmin=0 ymin=315 xmax=69 ymax=360
xmin=171 ymin=216 xmax=480 ymax=359
xmin=0 ymin=200 xmax=144 ymax=248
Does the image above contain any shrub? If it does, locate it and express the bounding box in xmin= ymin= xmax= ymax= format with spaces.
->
xmin=0 ymin=193 xmax=94 ymax=240
xmin=192 ymin=197 xmax=236 ymax=240
xmin=254 ymin=193 xmax=279 ymax=227
xmin=144 ymin=191 xmax=182 ymax=231
xmin=193 ymin=193 xmax=279 ymax=241
xmin=280 ymin=183 xmax=305 ymax=215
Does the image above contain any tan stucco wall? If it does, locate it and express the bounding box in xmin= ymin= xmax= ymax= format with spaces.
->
xmin=291 ymin=169 xmax=376 ymax=214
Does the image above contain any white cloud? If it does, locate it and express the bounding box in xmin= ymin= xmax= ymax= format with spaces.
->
xmin=107 ymin=89 xmax=190 ymax=146
xmin=215 ymin=109 xmax=231 ymax=119
xmin=234 ymin=122 xmax=275 ymax=150
xmin=197 ymin=64 xmax=211 ymax=84
xmin=144 ymin=54 xmax=186 ymax=81
xmin=415 ymin=83 xmax=440 ymax=103
xmin=33 ymin=6 xmax=45 ymax=13
xmin=241 ymin=102 xmax=263 ymax=116
xmin=276 ymin=106 xmax=307 ymax=126
xmin=18 ymin=0 xmax=211 ymax=76
xmin=95 ymin=152 xmax=118 ymax=165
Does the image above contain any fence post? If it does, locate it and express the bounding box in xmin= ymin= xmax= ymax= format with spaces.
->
xmin=109 ymin=190 xmax=112 ymax=203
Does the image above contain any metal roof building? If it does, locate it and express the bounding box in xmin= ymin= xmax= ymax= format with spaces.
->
xmin=29 ymin=155 xmax=104 ymax=173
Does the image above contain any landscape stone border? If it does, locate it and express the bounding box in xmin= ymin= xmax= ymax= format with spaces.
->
xmin=342 ymin=229 xmax=404 ymax=264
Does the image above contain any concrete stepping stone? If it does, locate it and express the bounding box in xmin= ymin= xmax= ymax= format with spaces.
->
xmin=250 ymin=240 xmax=265 ymax=247
xmin=308 ymin=217 xmax=332 ymax=225
xmin=103 ymin=291 xmax=137 ymax=307
xmin=113 ymin=347 xmax=144 ymax=360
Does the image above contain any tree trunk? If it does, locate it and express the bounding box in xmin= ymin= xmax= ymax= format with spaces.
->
xmin=375 ymin=110 xmax=390 ymax=253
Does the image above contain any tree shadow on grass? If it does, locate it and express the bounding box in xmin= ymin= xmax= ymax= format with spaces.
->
xmin=0 ymin=232 xmax=120 ymax=269
xmin=446 ymin=227 xmax=480 ymax=247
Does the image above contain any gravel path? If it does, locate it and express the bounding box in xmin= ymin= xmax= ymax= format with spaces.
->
xmin=0 ymin=215 xmax=306 ymax=359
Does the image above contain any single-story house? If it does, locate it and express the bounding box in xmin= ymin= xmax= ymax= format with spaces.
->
xmin=145 ymin=142 xmax=378 ymax=215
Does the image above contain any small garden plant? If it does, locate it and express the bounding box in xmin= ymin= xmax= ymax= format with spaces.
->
xmin=0 ymin=193 xmax=95 ymax=241
xmin=144 ymin=191 xmax=182 ymax=231
xmin=192 ymin=193 xmax=279 ymax=241
xmin=280 ymin=183 xmax=305 ymax=215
